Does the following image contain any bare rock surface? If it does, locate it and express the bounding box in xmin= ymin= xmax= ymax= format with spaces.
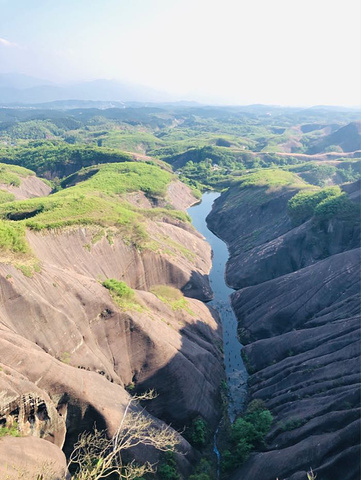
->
xmin=0 ymin=184 xmax=223 ymax=476
xmin=0 ymin=175 xmax=51 ymax=200
xmin=166 ymin=180 xmax=199 ymax=210
xmin=207 ymin=181 xmax=361 ymax=480
xmin=0 ymin=436 xmax=69 ymax=480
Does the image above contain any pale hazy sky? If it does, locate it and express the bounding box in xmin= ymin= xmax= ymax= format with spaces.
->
xmin=1 ymin=0 xmax=360 ymax=105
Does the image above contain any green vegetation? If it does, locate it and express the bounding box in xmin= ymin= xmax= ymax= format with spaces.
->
xmin=0 ymin=189 xmax=15 ymax=204
xmin=60 ymin=351 xmax=71 ymax=364
xmin=2 ymin=106 xmax=359 ymax=192
xmin=187 ymin=417 xmax=208 ymax=448
xmin=0 ymin=219 xmax=39 ymax=275
xmin=0 ymin=141 xmax=133 ymax=178
xmin=63 ymin=162 xmax=172 ymax=197
xmin=102 ymin=129 xmax=163 ymax=152
xmin=0 ymin=193 xmax=140 ymax=232
xmin=315 ymin=191 xmax=359 ymax=220
xmin=279 ymin=417 xmax=307 ymax=432
xmin=102 ymin=278 xmax=134 ymax=299
xmin=0 ymin=422 xmax=20 ymax=437
xmin=236 ymin=169 xmax=307 ymax=190
xmin=150 ymin=285 xmax=194 ymax=315
xmin=102 ymin=278 xmax=143 ymax=312
xmin=288 ymin=186 xmax=359 ymax=225
xmin=0 ymin=162 xmax=179 ymax=255
xmin=222 ymin=400 xmax=273 ymax=472
xmin=287 ymin=160 xmax=361 ymax=187
xmin=141 ymin=208 xmax=191 ymax=224
xmin=287 ymin=187 xmax=340 ymax=225
xmin=157 ymin=452 xmax=180 ymax=480
xmin=0 ymin=219 xmax=29 ymax=253
xmin=188 ymin=459 xmax=213 ymax=480
xmin=0 ymin=160 xmax=198 ymax=278
xmin=0 ymin=163 xmax=34 ymax=188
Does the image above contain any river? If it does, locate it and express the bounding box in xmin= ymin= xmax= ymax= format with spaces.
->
xmin=187 ymin=191 xmax=248 ymax=421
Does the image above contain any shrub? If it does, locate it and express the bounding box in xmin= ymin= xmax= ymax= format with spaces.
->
xmin=102 ymin=279 xmax=143 ymax=312
xmin=157 ymin=452 xmax=180 ymax=480
xmin=102 ymin=279 xmax=134 ymax=300
xmin=188 ymin=417 xmax=208 ymax=448
xmin=287 ymin=186 xmax=340 ymax=225
xmin=188 ymin=459 xmax=212 ymax=480
xmin=314 ymin=192 xmax=358 ymax=220
xmin=222 ymin=400 xmax=273 ymax=472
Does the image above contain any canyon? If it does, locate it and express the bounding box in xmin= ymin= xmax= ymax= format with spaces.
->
xmin=0 ymin=104 xmax=360 ymax=480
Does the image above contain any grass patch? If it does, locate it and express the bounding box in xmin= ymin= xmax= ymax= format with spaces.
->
xmin=0 ymin=219 xmax=39 ymax=274
xmin=0 ymin=220 xmax=29 ymax=253
xmin=140 ymin=207 xmax=191 ymax=224
xmin=63 ymin=162 xmax=173 ymax=198
xmin=103 ymin=278 xmax=144 ymax=312
xmin=0 ymin=161 xmax=193 ymax=266
xmin=16 ymin=262 xmax=41 ymax=277
xmin=91 ymin=228 xmax=105 ymax=245
xmin=0 ymin=162 xmax=179 ymax=252
xmin=236 ymin=169 xmax=307 ymax=190
xmin=0 ymin=163 xmax=35 ymax=188
xmin=0 ymin=422 xmax=21 ymax=438
xmin=150 ymin=285 xmax=195 ymax=315
xmin=60 ymin=351 xmax=71 ymax=364
xmin=0 ymin=189 xmax=15 ymax=204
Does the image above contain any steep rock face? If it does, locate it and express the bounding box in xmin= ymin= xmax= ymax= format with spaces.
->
xmin=0 ymin=183 xmax=224 ymax=476
xmin=0 ymin=174 xmax=51 ymax=200
xmin=27 ymin=221 xmax=212 ymax=301
xmin=206 ymin=185 xmax=297 ymax=287
xmin=207 ymin=182 xmax=360 ymax=480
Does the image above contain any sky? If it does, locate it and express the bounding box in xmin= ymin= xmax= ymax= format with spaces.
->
xmin=0 ymin=0 xmax=360 ymax=106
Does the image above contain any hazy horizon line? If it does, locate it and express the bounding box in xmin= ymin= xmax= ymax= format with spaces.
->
xmin=0 ymin=72 xmax=360 ymax=110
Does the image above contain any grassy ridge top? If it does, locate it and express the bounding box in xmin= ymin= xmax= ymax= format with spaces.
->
xmin=234 ymin=169 xmax=309 ymax=190
xmin=0 ymin=162 xmax=35 ymax=186
xmin=0 ymin=162 xmax=174 ymax=229
xmin=0 ymin=161 xmax=192 ymax=270
xmin=60 ymin=162 xmax=172 ymax=197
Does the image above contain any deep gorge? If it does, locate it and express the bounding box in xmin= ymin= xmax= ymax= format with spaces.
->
xmin=0 ymin=104 xmax=360 ymax=480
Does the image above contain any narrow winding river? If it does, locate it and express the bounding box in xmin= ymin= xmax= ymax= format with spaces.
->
xmin=188 ymin=192 xmax=248 ymax=421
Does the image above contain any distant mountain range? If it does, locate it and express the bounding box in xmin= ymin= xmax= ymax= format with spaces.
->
xmin=1 ymin=74 xmax=360 ymax=112
xmin=0 ymin=73 xmax=177 ymax=104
